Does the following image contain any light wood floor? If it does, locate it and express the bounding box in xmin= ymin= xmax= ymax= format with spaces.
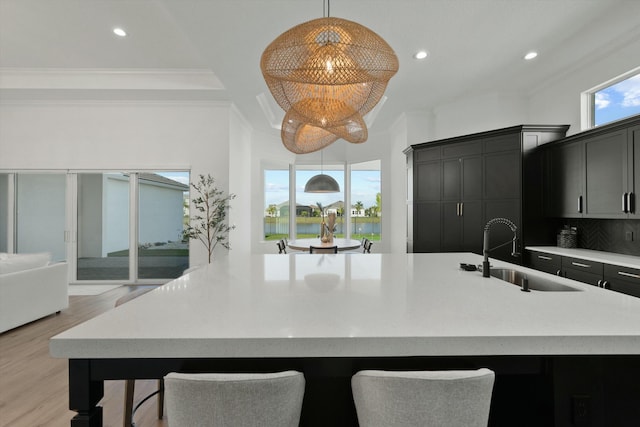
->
xmin=0 ymin=286 xmax=168 ymax=427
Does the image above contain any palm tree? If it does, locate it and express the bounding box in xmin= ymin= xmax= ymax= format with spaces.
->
xmin=353 ymin=200 xmax=364 ymax=237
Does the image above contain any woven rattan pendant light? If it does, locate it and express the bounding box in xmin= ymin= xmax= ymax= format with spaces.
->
xmin=261 ymin=0 xmax=398 ymax=154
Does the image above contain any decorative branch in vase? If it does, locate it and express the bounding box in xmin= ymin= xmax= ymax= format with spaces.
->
xmin=183 ymin=174 xmax=236 ymax=263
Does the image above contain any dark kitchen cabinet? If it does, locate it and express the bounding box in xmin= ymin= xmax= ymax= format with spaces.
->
xmin=526 ymin=249 xmax=640 ymax=298
xmin=561 ymin=256 xmax=604 ymax=287
xmin=441 ymin=143 xmax=483 ymax=252
xmin=545 ymin=141 xmax=583 ymax=217
xmin=405 ymin=125 xmax=569 ymax=263
xmin=544 ymin=116 xmax=640 ymax=219
xmin=527 ymin=250 xmax=562 ymax=275
xmin=603 ymin=264 xmax=640 ymax=298
xmin=584 ymin=128 xmax=628 ymax=218
xmin=629 ymin=124 xmax=640 ymax=219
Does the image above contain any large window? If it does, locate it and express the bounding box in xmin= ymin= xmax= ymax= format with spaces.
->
xmin=590 ymin=70 xmax=640 ymax=127
xmin=263 ymin=161 xmax=381 ymax=241
xmin=2 ymin=170 xmax=189 ymax=283
xmin=296 ymin=165 xmax=345 ymax=239
xmin=264 ymin=168 xmax=290 ymax=241
xmin=350 ymin=160 xmax=381 ymax=241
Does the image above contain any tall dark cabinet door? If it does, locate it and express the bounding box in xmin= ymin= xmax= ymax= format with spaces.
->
xmin=415 ymin=202 xmax=441 ymax=252
xmin=546 ymin=141 xmax=583 ymax=217
xmin=630 ymin=125 xmax=640 ymax=218
xmin=442 ymin=159 xmax=461 ymax=201
xmin=461 ymin=201 xmax=483 ymax=254
xmin=441 ymin=202 xmax=461 ymax=251
xmin=461 ymin=156 xmax=483 ymax=200
xmin=584 ymin=129 xmax=628 ymax=218
xmin=416 ymin=161 xmax=441 ymax=201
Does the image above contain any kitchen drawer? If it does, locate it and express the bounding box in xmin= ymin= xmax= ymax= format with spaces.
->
xmin=604 ymin=264 xmax=640 ymax=298
xmin=562 ymin=256 xmax=604 ymax=287
xmin=528 ymin=250 xmax=561 ymax=275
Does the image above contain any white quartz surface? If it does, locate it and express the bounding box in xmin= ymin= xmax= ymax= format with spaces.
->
xmin=50 ymin=253 xmax=640 ymax=359
xmin=526 ymin=246 xmax=640 ymax=269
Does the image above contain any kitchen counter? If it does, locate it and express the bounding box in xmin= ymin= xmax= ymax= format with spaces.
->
xmin=51 ymin=252 xmax=640 ymax=359
xmin=49 ymin=252 xmax=640 ymax=427
xmin=526 ymin=246 xmax=640 ymax=269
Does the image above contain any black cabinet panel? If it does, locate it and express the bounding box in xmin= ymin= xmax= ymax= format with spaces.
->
xmin=462 ymin=156 xmax=483 ymax=200
xmin=528 ymin=250 xmax=562 ymax=275
xmin=604 ymin=264 xmax=640 ymax=298
xmin=584 ymin=129 xmax=627 ymax=217
xmin=416 ymin=161 xmax=441 ymax=201
xmin=414 ymin=202 xmax=441 ymax=253
xmin=561 ymin=256 xmax=603 ymax=287
xmin=484 ymin=151 xmax=520 ymax=199
xmin=442 ymin=159 xmax=461 ymax=201
xmin=630 ymin=125 xmax=640 ymax=218
xmin=546 ymin=141 xmax=583 ymax=217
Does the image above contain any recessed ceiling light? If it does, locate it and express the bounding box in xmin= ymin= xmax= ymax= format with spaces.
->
xmin=524 ymin=51 xmax=538 ymax=60
xmin=113 ymin=28 xmax=127 ymax=37
xmin=414 ymin=50 xmax=428 ymax=60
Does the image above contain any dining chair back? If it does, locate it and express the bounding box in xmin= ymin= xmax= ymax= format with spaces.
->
xmin=352 ymin=368 xmax=495 ymax=427
xmin=115 ymin=288 xmax=164 ymax=427
xmin=164 ymin=370 xmax=305 ymax=427
xmin=309 ymin=245 xmax=338 ymax=254
xmin=277 ymin=240 xmax=287 ymax=254
xmin=363 ymin=239 xmax=373 ymax=253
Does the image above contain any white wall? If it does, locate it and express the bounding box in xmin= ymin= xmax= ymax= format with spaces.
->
xmin=0 ymin=100 xmax=231 ymax=266
xmin=528 ymin=33 xmax=640 ymax=136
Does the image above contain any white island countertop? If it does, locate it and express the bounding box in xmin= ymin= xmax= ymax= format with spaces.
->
xmin=50 ymin=253 xmax=640 ymax=359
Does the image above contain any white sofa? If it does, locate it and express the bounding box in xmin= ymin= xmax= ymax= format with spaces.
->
xmin=0 ymin=252 xmax=69 ymax=333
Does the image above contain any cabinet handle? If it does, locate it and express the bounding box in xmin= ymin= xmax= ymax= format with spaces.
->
xmin=623 ymin=193 xmax=628 ymax=213
xmin=537 ymin=255 xmax=552 ymax=260
xmin=556 ymin=270 xmax=562 ymax=276
xmin=456 ymin=203 xmax=460 ymax=216
xmin=578 ymin=196 xmax=582 ymax=213
xmin=618 ymin=271 xmax=640 ymax=280
xmin=602 ymin=280 xmax=610 ymax=290
xmin=460 ymin=202 xmax=463 ymax=216
xmin=629 ymin=192 xmax=635 ymax=214
xmin=597 ymin=279 xmax=602 ymax=287
xmin=571 ymin=261 xmax=591 ymax=268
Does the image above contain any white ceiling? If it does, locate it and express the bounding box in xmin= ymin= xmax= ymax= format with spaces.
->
xmin=1 ymin=0 xmax=639 ymax=136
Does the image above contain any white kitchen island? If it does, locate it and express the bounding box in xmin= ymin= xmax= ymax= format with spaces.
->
xmin=51 ymin=253 xmax=640 ymax=426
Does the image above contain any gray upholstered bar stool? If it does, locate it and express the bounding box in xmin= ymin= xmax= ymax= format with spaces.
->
xmin=163 ymin=371 xmax=305 ymax=427
xmin=352 ymin=368 xmax=495 ymax=427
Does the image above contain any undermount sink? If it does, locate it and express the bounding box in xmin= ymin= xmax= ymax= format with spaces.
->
xmin=489 ymin=268 xmax=582 ymax=292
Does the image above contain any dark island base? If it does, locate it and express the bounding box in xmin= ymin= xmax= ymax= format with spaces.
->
xmin=69 ymin=355 xmax=640 ymax=427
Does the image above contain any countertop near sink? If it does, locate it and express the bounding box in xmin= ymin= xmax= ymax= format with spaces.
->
xmin=526 ymin=246 xmax=640 ymax=269
xmin=51 ymin=253 xmax=640 ymax=359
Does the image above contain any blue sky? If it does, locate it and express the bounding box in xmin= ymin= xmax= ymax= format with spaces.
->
xmin=594 ymin=73 xmax=640 ymax=126
xmin=265 ymin=168 xmax=381 ymax=209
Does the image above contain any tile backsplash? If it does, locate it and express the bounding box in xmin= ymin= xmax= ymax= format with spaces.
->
xmin=558 ymin=219 xmax=640 ymax=256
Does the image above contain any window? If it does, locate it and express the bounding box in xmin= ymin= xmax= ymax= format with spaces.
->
xmin=263 ymin=161 xmax=382 ymax=241
xmin=296 ymin=165 xmax=345 ymax=238
xmin=264 ymin=168 xmax=290 ymax=240
xmin=589 ymin=70 xmax=640 ymax=127
xmin=351 ymin=160 xmax=381 ymax=241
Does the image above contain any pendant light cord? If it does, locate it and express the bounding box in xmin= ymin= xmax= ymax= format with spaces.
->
xmin=323 ymin=0 xmax=330 ymax=18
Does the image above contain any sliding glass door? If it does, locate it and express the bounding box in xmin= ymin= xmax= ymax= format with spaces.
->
xmin=1 ymin=170 xmax=190 ymax=283
xmin=16 ymin=173 xmax=66 ymax=261
xmin=76 ymin=172 xmax=130 ymax=280
xmin=137 ymin=172 xmax=189 ymax=279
